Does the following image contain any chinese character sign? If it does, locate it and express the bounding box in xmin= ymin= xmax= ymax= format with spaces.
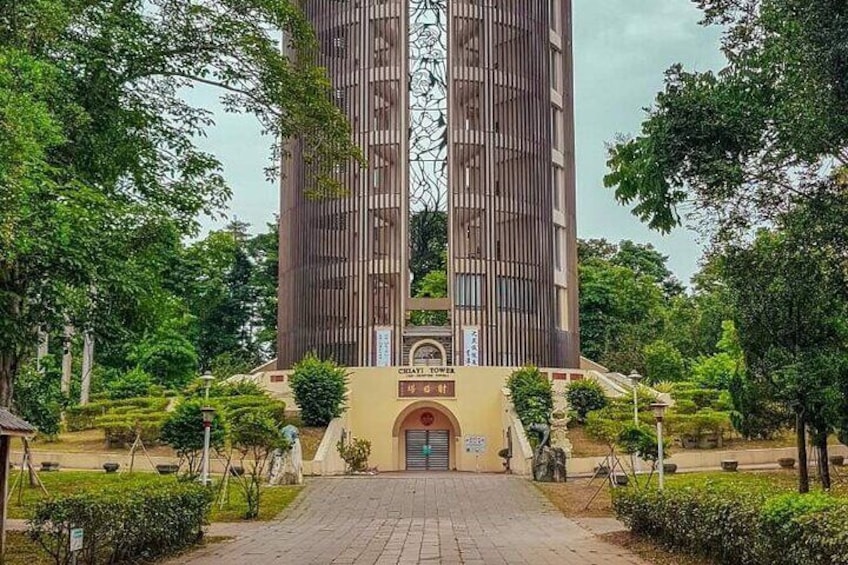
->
xmin=375 ymin=328 xmax=393 ymax=367
xmin=398 ymin=380 xmax=456 ymax=398
xmin=463 ymin=326 xmax=479 ymax=366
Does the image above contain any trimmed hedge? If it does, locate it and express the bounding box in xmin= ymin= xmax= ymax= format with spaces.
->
xmin=29 ymin=481 xmax=212 ymax=564
xmin=65 ymin=397 xmax=169 ymax=431
xmin=95 ymin=412 xmax=168 ymax=447
xmin=614 ymin=482 xmax=848 ymax=565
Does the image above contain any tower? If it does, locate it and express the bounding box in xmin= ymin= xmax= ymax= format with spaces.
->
xmin=278 ymin=0 xmax=579 ymax=369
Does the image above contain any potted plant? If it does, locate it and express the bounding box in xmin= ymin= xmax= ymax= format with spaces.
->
xmin=777 ymin=457 xmax=795 ymax=469
xmin=103 ymin=462 xmax=120 ymax=473
xmin=721 ymin=460 xmax=739 ymax=472
xmin=156 ymin=463 xmax=180 ymax=475
xmin=829 ymin=455 xmax=845 ymax=467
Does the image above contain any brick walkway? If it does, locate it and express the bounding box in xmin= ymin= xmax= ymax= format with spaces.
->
xmin=172 ymin=474 xmax=645 ymax=565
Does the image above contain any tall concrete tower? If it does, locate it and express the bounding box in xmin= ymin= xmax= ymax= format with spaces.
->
xmin=278 ymin=0 xmax=579 ymax=369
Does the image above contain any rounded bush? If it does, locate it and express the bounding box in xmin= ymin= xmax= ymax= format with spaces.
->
xmin=289 ymin=353 xmax=348 ymax=427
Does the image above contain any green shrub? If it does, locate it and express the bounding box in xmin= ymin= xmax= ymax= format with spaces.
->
xmin=643 ymin=340 xmax=686 ymax=383
xmin=616 ymin=423 xmax=669 ymax=463
xmin=161 ymin=399 xmax=227 ymax=477
xmin=337 ymin=437 xmax=372 ymax=473
xmin=95 ymin=412 xmax=167 ymax=447
xmin=289 ymin=353 xmax=348 ymax=427
xmin=673 ymin=399 xmax=698 ymax=414
xmin=131 ymin=326 xmax=199 ymax=389
xmin=66 ymin=397 xmax=170 ymax=432
xmin=107 ymin=367 xmax=154 ymax=400
xmin=13 ymin=360 xmax=65 ymax=438
xmin=230 ymin=409 xmax=290 ymax=519
xmin=219 ymin=394 xmax=286 ymax=423
xmin=507 ymin=365 xmax=554 ymax=429
xmin=29 ymin=481 xmax=212 ymax=564
xmin=566 ymin=380 xmax=608 ymax=424
xmin=614 ymin=483 xmax=848 ymax=565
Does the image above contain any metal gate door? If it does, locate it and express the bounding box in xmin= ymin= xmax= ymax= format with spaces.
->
xmin=405 ymin=430 xmax=450 ymax=471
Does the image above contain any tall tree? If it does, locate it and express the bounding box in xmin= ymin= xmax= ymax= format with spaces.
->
xmin=604 ymin=0 xmax=848 ymax=239
xmin=723 ymin=228 xmax=847 ymax=492
xmin=0 ymin=0 xmax=357 ymax=407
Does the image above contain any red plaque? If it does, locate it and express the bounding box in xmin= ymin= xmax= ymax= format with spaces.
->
xmin=420 ymin=412 xmax=435 ymax=426
xmin=398 ymin=380 xmax=456 ymax=398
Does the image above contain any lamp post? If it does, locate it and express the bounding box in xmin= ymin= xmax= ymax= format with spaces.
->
xmin=651 ymin=402 xmax=669 ymax=490
xmin=629 ymin=371 xmax=643 ymax=425
xmin=200 ymin=406 xmax=215 ymax=486
xmin=200 ymin=371 xmax=215 ymax=400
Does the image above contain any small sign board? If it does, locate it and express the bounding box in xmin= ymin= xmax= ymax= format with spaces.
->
xmin=70 ymin=528 xmax=84 ymax=552
xmin=464 ymin=435 xmax=486 ymax=454
xmin=398 ymin=380 xmax=455 ymax=398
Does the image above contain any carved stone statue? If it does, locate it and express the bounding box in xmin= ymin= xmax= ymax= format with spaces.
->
xmin=269 ymin=425 xmax=303 ymax=485
xmin=528 ymin=422 xmax=567 ymax=483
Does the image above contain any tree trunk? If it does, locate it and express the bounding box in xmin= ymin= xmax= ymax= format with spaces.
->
xmin=796 ymin=412 xmax=810 ymax=494
xmin=80 ymin=332 xmax=94 ymax=405
xmin=816 ymin=433 xmax=831 ymax=490
xmin=0 ymin=353 xmax=17 ymax=409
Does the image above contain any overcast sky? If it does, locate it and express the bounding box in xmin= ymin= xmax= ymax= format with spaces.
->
xmin=190 ymin=0 xmax=725 ymax=285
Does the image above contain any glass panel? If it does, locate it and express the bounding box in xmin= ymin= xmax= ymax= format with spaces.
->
xmin=408 ymin=0 xmax=449 ymax=318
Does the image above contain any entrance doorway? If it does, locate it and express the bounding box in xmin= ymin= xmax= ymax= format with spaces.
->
xmin=393 ymin=402 xmax=461 ymax=472
xmin=405 ymin=430 xmax=450 ymax=471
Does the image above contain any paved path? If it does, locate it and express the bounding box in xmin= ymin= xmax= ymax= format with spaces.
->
xmin=173 ymin=474 xmax=645 ymax=565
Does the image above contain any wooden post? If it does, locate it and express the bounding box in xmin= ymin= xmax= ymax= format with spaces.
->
xmin=0 ymin=435 xmax=11 ymax=561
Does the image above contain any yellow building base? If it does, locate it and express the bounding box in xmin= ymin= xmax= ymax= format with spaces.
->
xmin=250 ymin=366 xmax=587 ymax=474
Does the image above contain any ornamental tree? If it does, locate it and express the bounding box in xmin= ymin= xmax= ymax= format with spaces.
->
xmin=0 ymin=0 xmax=358 ymax=407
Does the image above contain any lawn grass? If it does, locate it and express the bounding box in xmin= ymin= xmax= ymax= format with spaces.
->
xmin=6 ymin=470 xmax=302 ymax=522
xmin=6 ymin=532 xmax=49 ymax=565
xmin=211 ymin=483 xmax=303 ymax=521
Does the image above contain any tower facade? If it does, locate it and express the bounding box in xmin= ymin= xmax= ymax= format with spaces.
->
xmin=278 ymin=0 xmax=579 ymax=369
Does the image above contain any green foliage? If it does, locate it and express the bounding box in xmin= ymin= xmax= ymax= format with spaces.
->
xmin=132 ymin=326 xmax=199 ymax=390
xmin=0 ymin=0 xmax=358 ymax=407
xmin=12 ymin=360 xmax=65 ymax=438
xmin=65 ymin=397 xmax=169 ymax=432
xmin=289 ymin=353 xmax=348 ymax=427
xmin=507 ymin=366 xmax=554 ymax=429
xmin=614 ymin=482 xmax=848 ymax=565
xmin=728 ymin=371 xmax=790 ymax=440
xmin=161 ymin=399 xmax=227 ymax=477
xmin=107 ymin=367 xmax=154 ymax=400
xmin=566 ymin=380 xmax=608 ymax=424
xmin=96 ymin=411 xmax=168 ymax=447
xmin=409 ymin=210 xmax=448 ymax=297
xmin=643 ymin=340 xmax=686 ymax=383
xmin=337 ymin=437 xmax=372 ymax=473
xmin=210 ymin=350 xmax=256 ymax=380
xmin=579 ymin=256 xmax=665 ymax=372
xmin=229 ymin=409 xmax=290 ymax=520
xmin=616 ymin=424 xmax=668 ymax=463
xmin=28 ymin=481 xmax=212 ymax=564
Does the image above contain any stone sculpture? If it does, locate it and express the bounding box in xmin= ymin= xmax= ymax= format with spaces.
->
xmin=527 ymin=422 xmax=567 ymax=483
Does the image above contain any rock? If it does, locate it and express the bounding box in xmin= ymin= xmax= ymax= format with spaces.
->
xmin=533 ymin=447 xmax=567 ymax=483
